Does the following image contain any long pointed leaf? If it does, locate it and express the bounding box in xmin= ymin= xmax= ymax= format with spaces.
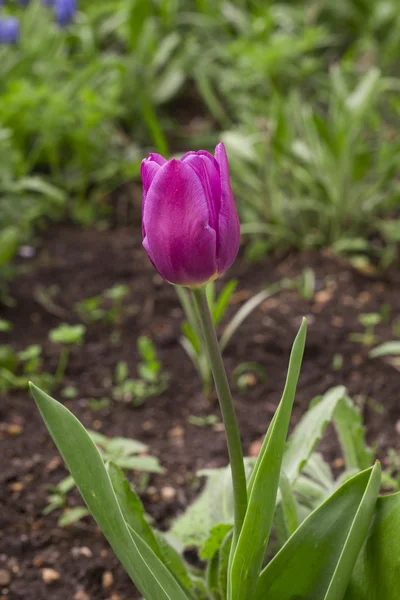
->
xmin=229 ymin=318 xmax=307 ymax=600
xmin=254 ymin=466 xmax=379 ymax=600
xmin=324 ymin=461 xmax=381 ymax=599
xmin=345 ymin=492 xmax=400 ymax=599
xmin=30 ymin=383 xmax=188 ymax=600
xmin=107 ymin=462 xmax=162 ymax=558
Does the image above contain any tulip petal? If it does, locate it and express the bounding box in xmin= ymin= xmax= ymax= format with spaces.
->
xmin=143 ymin=160 xmax=217 ymax=286
xmin=141 ymin=159 xmax=163 ymax=237
xmin=182 ymin=154 xmax=221 ymax=231
xmin=149 ymin=153 xmax=167 ymax=166
xmin=214 ymin=142 xmax=240 ymax=272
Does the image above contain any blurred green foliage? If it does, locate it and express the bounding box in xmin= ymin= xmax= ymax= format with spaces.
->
xmin=1 ymin=0 xmax=400 ymax=269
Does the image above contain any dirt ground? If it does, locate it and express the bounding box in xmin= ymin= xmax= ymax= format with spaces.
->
xmin=1 ymin=224 xmax=399 ymax=599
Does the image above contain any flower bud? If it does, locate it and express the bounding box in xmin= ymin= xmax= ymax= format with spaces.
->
xmin=141 ymin=143 xmax=240 ymax=287
xmin=54 ymin=0 xmax=76 ymax=27
xmin=0 ymin=17 xmax=20 ymax=45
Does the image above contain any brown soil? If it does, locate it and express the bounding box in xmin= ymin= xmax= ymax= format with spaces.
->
xmin=1 ymin=224 xmax=400 ymax=599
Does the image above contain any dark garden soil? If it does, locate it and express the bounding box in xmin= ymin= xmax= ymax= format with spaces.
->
xmin=1 ymin=224 xmax=400 ymax=600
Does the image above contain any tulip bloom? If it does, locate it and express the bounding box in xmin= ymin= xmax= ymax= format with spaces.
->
xmin=141 ymin=143 xmax=240 ymax=287
xmin=0 ymin=17 xmax=20 ymax=44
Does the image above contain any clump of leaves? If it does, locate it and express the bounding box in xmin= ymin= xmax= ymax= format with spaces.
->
xmin=113 ymin=336 xmax=169 ymax=406
xmin=75 ymin=284 xmax=135 ymax=325
xmin=44 ymin=430 xmax=162 ymax=527
xmin=0 ymin=343 xmax=52 ymax=393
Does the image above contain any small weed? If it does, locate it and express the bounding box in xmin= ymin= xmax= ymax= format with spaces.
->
xmin=44 ymin=430 xmax=162 ymax=526
xmin=188 ymin=415 xmax=220 ymax=427
xmin=113 ymin=337 xmax=168 ymax=406
xmin=48 ymin=323 xmax=86 ymax=384
xmin=350 ymin=313 xmax=381 ymax=347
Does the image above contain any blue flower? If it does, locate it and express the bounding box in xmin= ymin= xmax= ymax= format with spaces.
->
xmin=0 ymin=17 xmax=20 ymax=44
xmin=42 ymin=0 xmax=55 ymax=6
xmin=54 ymin=0 xmax=76 ymax=27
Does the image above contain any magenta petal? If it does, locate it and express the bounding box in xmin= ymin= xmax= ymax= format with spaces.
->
xmin=148 ymin=153 xmax=167 ymax=166
xmin=142 ymin=160 xmax=217 ymax=286
xmin=182 ymin=154 xmax=221 ymax=231
xmin=214 ymin=142 xmax=240 ymax=272
xmin=181 ymin=150 xmax=196 ymax=160
xmin=141 ymin=159 xmax=162 ymax=237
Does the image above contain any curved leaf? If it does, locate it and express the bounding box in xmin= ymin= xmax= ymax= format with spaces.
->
xmin=283 ymin=386 xmax=346 ymax=484
xmin=30 ymin=383 xmax=188 ymax=600
xmin=345 ymin=492 xmax=400 ymax=600
xmin=254 ymin=466 xmax=380 ymax=600
xmin=229 ymin=319 xmax=307 ymax=600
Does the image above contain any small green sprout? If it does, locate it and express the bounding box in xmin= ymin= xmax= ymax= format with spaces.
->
xmin=0 ymin=318 xmax=13 ymax=332
xmin=113 ymin=337 xmax=168 ymax=406
xmin=188 ymin=414 xmax=220 ymax=427
xmin=49 ymin=323 xmax=86 ymax=383
xmin=350 ymin=313 xmax=381 ymax=347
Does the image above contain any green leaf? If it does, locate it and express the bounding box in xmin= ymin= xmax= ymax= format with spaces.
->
xmin=154 ymin=533 xmax=194 ymax=596
xmin=206 ymin=553 xmax=221 ymax=599
xmin=58 ymin=506 xmax=90 ymax=527
xmin=106 ymin=437 xmax=147 ymax=455
xmin=278 ymin=471 xmax=298 ymax=537
xmin=0 ymin=226 xmax=19 ymax=267
xmin=170 ymin=460 xmax=255 ymax=549
xmin=229 ymin=318 xmax=307 ymax=600
xmin=212 ymin=280 xmax=238 ymax=328
xmin=30 ymin=383 xmax=188 ymax=600
xmin=333 ymin=395 xmax=374 ymax=471
xmin=218 ymin=529 xmax=233 ymax=600
xmin=345 ymin=492 xmax=400 ymax=599
xmin=323 ymin=462 xmax=381 ymax=599
xmin=369 ymin=341 xmax=400 ymax=358
xmin=254 ymin=465 xmax=380 ymax=600
xmin=282 ymin=386 xmax=346 ymax=484
xmin=109 ymin=464 xmax=194 ymax=596
xmin=107 ymin=462 xmax=161 ymax=558
xmin=114 ymin=455 xmax=163 ymax=473
xmin=169 ymin=467 xmax=234 ymax=549
xmin=201 ymin=524 xmax=232 ymax=561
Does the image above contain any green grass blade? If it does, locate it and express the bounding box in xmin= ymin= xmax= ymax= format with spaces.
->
xmin=228 ymin=318 xmax=307 ymax=600
xmin=30 ymin=383 xmax=188 ymax=600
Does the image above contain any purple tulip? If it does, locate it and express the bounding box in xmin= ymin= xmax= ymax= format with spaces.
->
xmin=54 ymin=0 xmax=76 ymax=27
xmin=0 ymin=17 xmax=20 ymax=44
xmin=141 ymin=142 xmax=240 ymax=287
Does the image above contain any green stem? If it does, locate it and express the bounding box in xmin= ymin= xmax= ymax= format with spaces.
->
xmin=55 ymin=346 xmax=69 ymax=384
xmin=192 ymin=287 xmax=247 ymax=543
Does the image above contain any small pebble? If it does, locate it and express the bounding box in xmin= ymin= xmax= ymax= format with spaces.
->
xmin=41 ymin=568 xmax=61 ymax=584
xmin=102 ymin=571 xmax=114 ymax=589
xmin=73 ymin=591 xmax=90 ymax=600
xmin=6 ymin=424 xmax=23 ymax=437
xmin=249 ymin=439 xmax=263 ymax=457
xmin=161 ymin=487 xmax=176 ymax=503
xmin=0 ymin=570 xmax=11 ymax=586
xmin=168 ymin=425 xmax=184 ymax=440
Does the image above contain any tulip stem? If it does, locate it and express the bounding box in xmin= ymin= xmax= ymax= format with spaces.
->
xmin=192 ymin=286 xmax=247 ymax=544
